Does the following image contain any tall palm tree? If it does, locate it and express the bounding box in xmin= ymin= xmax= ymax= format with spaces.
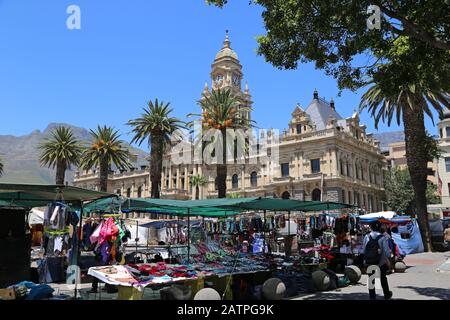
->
xmin=0 ymin=157 xmax=3 ymax=177
xmin=80 ymin=126 xmax=131 ymax=192
xmin=128 ymin=99 xmax=186 ymax=198
xmin=360 ymin=82 xmax=450 ymax=251
xmin=190 ymin=174 xmax=208 ymax=200
xmin=189 ymin=88 xmax=254 ymax=198
xmin=38 ymin=126 xmax=83 ymax=185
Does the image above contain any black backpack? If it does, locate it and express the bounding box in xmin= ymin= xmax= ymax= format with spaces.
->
xmin=365 ymin=234 xmax=383 ymax=265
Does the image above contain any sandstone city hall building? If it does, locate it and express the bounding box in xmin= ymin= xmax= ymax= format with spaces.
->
xmin=74 ymin=33 xmax=386 ymax=213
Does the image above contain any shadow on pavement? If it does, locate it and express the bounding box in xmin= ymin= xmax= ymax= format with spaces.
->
xmin=397 ymin=286 xmax=450 ymax=300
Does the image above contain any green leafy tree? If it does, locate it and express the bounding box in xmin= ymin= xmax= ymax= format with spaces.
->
xmin=385 ymin=167 xmax=441 ymax=215
xmin=207 ymin=1 xmax=450 ymax=250
xmin=189 ymin=89 xmax=254 ymax=198
xmin=207 ymin=1 xmax=450 ymax=89
xmin=80 ymin=126 xmax=131 ymax=192
xmin=190 ymin=174 xmax=208 ymax=200
xmin=128 ymin=99 xmax=186 ymax=198
xmin=226 ymin=192 xmax=241 ymax=199
xmin=38 ymin=126 xmax=83 ymax=185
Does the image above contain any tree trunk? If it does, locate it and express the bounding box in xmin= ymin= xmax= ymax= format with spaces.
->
xmin=55 ymin=161 xmax=66 ymax=185
xmin=217 ymin=129 xmax=227 ymax=198
xmin=402 ymin=98 xmax=432 ymax=252
xmin=150 ymin=135 xmax=163 ymax=199
xmin=99 ymin=159 xmax=109 ymax=192
xmin=195 ymin=186 xmax=199 ymax=200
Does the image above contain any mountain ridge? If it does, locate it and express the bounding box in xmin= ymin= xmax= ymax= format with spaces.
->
xmin=0 ymin=123 xmax=148 ymax=185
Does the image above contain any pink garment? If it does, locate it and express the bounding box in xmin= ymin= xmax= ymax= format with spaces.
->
xmin=89 ymin=221 xmax=103 ymax=244
xmin=98 ymin=218 xmax=115 ymax=245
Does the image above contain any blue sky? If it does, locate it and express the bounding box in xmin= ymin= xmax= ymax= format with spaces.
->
xmin=0 ymin=1 xmax=439 ymax=150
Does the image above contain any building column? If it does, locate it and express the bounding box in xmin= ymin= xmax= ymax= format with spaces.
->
xmin=176 ymin=166 xmax=180 ymax=190
xmin=295 ymin=152 xmax=300 ymax=178
xmin=184 ymin=167 xmax=189 ymax=191
xmin=168 ymin=166 xmax=173 ymax=189
xmin=331 ymin=149 xmax=338 ymax=177
xmin=327 ymin=148 xmax=332 ymax=176
xmin=299 ymin=152 xmax=304 ymax=178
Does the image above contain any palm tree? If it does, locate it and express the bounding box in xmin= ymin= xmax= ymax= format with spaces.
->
xmin=190 ymin=174 xmax=208 ymax=200
xmin=128 ymin=99 xmax=186 ymax=198
xmin=189 ymin=88 xmax=254 ymax=198
xmin=0 ymin=157 xmax=3 ymax=177
xmin=80 ymin=126 xmax=131 ymax=192
xmin=38 ymin=126 xmax=83 ymax=185
xmin=360 ymin=82 xmax=450 ymax=251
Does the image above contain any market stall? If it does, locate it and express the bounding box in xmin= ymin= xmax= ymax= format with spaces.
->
xmin=85 ymin=197 xmax=356 ymax=299
xmin=0 ymin=183 xmax=116 ymax=299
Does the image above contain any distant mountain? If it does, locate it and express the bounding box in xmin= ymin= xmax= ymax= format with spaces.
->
xmin=373 ymin=131 xmax=405 ymax=152
xmin=0 ymin=123 xmax=148 ymax=185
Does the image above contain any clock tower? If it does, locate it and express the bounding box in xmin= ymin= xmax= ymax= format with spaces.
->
xmin=202 ymin=31 xmax=253 ymax=121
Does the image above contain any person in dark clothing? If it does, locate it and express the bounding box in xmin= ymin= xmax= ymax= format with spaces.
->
xmin=363 ymin=221 xmax=393 ymax=300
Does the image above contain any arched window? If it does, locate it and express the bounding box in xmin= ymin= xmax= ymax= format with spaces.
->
xmin=296 ymin=124 xmax=302 ymax=134
xmin=232 ymin=174 xmax=239 ymax=189
xmin=281 ymin=191 xmax=290 ymax=199
xmin=312 ymin=189 xmax=321 ymax=201
xmin=126 ymin=188 xmax=131 ymax=198
xmin=215 ymin=177 xmax=218 ymax=191
xmin=250 ymin=171 xmax=258 ymax=187
xmin=137 ymin=186 xmax=142 ymax=198
xmin=340 ymin=159 xmax=345 ymax=175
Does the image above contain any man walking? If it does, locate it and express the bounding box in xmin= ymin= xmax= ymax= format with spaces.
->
xmin=363 ymin=221 xmax=393 ymax=300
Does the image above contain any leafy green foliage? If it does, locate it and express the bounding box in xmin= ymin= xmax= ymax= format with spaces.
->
xmin=39 ymin=126 xmax=83 ymax=170
xmin=384 ymin=167 xmax=440 ymax=214
xmin=80 ymin=126 xmax=131 ymax=172
xmin=190 ymin=174 xmax=208 ymax=188
xmin=128 ymin=99 xmax=186 ymax=198
xmin=128 ymin=99 xmax=186 ymax=149
xmin=206 ymin=1 xmax=450 ymax=91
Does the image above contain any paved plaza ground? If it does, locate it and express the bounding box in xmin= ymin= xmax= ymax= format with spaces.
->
xmin=49 ymin=252 xmax=450 ymax=300
xmin=292 ymin=251 xmax=450 ymax=300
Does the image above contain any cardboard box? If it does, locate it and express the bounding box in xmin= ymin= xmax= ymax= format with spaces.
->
xmin=0 ymin=288 xmax=16 ymax=300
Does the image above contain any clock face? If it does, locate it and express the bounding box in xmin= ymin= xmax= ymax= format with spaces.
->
xmin=232 ymin=73 xmax=240 ymax=86
xmin=215 ymin=74 xmax=223 ymax=86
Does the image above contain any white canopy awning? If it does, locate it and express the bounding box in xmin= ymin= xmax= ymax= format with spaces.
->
xmin=360 ymin=211 xmax=396 ymax=220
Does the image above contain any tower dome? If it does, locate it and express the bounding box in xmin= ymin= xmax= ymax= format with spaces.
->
xmin=215 ymin=30 xmax=239 ymax=61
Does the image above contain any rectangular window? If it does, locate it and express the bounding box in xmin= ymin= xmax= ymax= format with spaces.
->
xmin=446 ymin=157 xmax=450 ymax=172
xmin=311 ymin=159 xmax=321 ymax=173
xmin=281 ymin=163 xmax=290 ymax=177
xmin=446 ymin=127 xmax=450 ymax=138
xmin=296 ymin=124 xmax=302 ymax=134
xmin=448 ymin=183 xmax=450 ymax=197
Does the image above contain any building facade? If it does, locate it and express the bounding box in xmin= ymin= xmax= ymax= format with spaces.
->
xmin=386 ymin=141 xmax=437 ymax=184
xmin=437 ymin=110 xmax=450 ymax=208
xmin=74 ymin=33 xmax=386 ymax=212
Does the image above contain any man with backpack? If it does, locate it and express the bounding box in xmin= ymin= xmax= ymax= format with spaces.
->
xmin=363 ymin=221 xmax=393 ymax=300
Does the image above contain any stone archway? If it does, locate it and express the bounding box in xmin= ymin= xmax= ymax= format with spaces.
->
xmin=312 ymin=188 xmax=321 ymax=201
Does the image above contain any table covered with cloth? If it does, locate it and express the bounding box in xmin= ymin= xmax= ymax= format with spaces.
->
xmin=87 ymin=254 xmax=272 ymax=288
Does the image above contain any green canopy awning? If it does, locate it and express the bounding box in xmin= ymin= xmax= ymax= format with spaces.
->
xmin=84 ymin=196 xmax=354 ymax=217
xmin=0 ymin=183 xmax=116 ymax=208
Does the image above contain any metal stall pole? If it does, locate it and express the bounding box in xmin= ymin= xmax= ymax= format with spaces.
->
xmin=263 ymin=210 xmax=266 ymax=254
xmin=288 ymin=211 xmax=291 ymax=237
xmin=187 ymin=208 xmax=191 ymax=264
xmin=74 ymin=202 xmax=83 ymax=299
xmin=135 ymin=220 xmax=139 ymax=263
